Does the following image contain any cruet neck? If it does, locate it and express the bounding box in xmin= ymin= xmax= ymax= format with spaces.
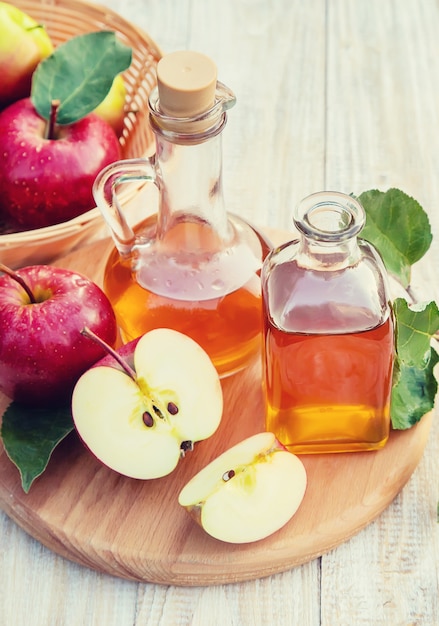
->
xmin=153 ymin=129 xmax=230 ymax=244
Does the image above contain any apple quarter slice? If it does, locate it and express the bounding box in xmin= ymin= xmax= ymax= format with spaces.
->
xmin=178 ymin=432 xmax=307 ymax=544
xmin=72 ymin=328 xmax=223 ymax=479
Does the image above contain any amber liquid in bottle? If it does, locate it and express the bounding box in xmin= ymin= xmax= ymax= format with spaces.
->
xmin=104 ymin=217 xmax=271 ymax=377
xmin=264 ymin=315 xmax=394 ymax=453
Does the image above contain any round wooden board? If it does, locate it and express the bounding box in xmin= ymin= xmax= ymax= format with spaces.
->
xmin=0 ymin=232 xmax=432 ymax=586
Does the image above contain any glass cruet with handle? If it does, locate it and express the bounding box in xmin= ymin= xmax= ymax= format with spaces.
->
xmin=92 ymin=50 xmax=272 ymax=378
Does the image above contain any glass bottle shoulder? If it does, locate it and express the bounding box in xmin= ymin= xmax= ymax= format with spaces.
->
xmin=262 ymin=238 xmax=392 ymax=334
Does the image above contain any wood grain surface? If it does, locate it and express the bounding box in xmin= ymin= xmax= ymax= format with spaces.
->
xmin=0 ymin=233 xmax=432 ymax=586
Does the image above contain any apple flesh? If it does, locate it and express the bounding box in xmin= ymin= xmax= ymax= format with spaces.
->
xmin=0 ymin=265 xmax=117 ymax=407
xmin=71 ymin=328 xmax=223 ymax=479
xmin=0 ymin=98 xmax=121 ymax=230
xmin=178 ymin=432 xmax=307 ymax=544
xmin=0 ymin=1 xmax=53 ymax=109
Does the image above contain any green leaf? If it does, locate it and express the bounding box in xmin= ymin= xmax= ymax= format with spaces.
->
xmin=31 ymin=31 xmax=132 ymax=125
xmin=391 ymin=348 xmax=439 ymax=429
xmin=390 ymin=298 xmax=439 ymax=429
xmin=356 ymin=189 xmax=438 ymax=429
xmin=358 ymin=188 xmax=432 ymax=288
xmin=1 ymin=403 xmax=74 ymax=493
xmin=393 ymin=298 xmax=439 ymax=368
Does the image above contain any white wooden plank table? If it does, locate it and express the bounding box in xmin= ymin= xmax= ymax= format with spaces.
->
xmin=1 ymin=1 xmax=438 ymax=624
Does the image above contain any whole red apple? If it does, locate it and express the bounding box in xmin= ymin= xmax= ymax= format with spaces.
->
xmin=0 ymin=264 xmax=118 ymax=407
xmin=0 ymin=98 xmax=121 ymax=230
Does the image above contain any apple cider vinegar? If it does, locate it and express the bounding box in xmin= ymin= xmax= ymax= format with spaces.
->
xmin=264 ymin=317 xmax=394 ymax=453
xmin=103 ymin=222 xmax=267 ymax=377
xmin=261 ymin=192 xmax=395 ymax=454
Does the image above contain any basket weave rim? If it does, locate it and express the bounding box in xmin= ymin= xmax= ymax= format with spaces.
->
xmin=1 ymin=0 xmax=162 ymax=246
xmin=14 ymin=0 xmax=164 ymax=56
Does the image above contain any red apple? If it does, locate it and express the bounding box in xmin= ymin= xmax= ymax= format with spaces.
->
xmin=0 ymin=264 xmax=118 ymax=407
xmin=0 ymin=98 xmax=121 ymax=230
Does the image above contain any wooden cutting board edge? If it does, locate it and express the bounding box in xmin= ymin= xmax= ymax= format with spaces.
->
xmin=0 ymin=412 xmax=432 ymax=586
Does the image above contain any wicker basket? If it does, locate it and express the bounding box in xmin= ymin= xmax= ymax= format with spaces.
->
xmin=1 ymin=0 xmax=162 ymax=268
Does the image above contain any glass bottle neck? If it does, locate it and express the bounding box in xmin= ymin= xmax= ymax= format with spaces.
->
xmin=296 ymin=236 xmax=362 ymax=270
xmin=146 ymin=79 xmax=237 ymax=251
xmin=294 ymin=191 xmax=365 ymax=270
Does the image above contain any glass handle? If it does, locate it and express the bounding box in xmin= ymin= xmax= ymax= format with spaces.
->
xmin=92 ymin=157 xmax=158 ymax=258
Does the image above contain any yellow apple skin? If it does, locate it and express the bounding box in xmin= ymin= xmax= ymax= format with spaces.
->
xmin=93 ymin=74 xmax=126 ymax=137
xmin=0 ymin=1 xmax=53 ymax=109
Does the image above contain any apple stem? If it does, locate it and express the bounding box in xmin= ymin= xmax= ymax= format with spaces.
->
xmin=46 ymin=99 xmax=61 ymax=140
xmin=27 ymin=24 xmax=46 ymax=34
xmin=81 ymin=326 xmax=137 ymax=380
xmin=0 ymin=263 xmax=37 ymax=304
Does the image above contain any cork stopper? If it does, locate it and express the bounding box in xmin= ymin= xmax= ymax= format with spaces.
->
xmin=156 ymin=50 xmax=218 ymax=118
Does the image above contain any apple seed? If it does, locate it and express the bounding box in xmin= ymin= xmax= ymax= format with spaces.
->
xmin=222 ymin=469 xmax=235 ymax=482
xmin=142 ymin=411 xmax=154 ymax=428
xmin=167 ymin=402 xmax=179 ymax=415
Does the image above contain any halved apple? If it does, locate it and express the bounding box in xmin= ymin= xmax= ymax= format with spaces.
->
xmin=71 ymin=328 xmax=223 ymax=479
xmin=178 ymin=432 xmax=307 ymax=543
